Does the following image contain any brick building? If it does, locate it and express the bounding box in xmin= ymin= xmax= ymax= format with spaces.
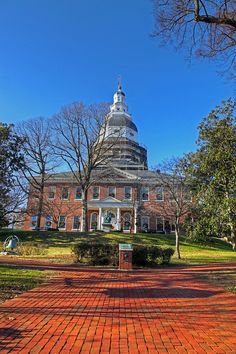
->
xmin=24 ymin=84 xmax=176 ymax=233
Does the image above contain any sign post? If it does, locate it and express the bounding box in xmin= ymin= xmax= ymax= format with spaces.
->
xmin=119 ymin=244 xmax=133 ymax=270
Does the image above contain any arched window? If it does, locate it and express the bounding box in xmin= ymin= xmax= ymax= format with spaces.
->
xmin=123 ymin=213 xmax=131 ymax=231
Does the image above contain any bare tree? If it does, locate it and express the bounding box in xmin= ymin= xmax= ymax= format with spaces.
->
xmin=53 ymin=102 xmax=121 ymax=232
xmin=152 ymin=0 xmax=236 ymax=75
xmin=156 ymin=158 xmax=192 ymax=259
xmin=16 ymin=117 xmax=59 ymax=230
xmin=43 ymin=198 xmax=78 ymax=230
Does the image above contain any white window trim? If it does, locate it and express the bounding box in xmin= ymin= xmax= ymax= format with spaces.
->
xmin=156 ymin=186 xmax=164 ymax=202
xmin=156 ymin=217 xmax=165 ymax=232
xmin=124 ymin=186 xmax=132 ymax=200
xmin=58 ymin=216 xmax=66 ymax=230
xmin=48 ymin=186 xmax=56 ymax=200
xmin=72 ymin=216 xmax=81 ymax=231
xmin=75 ymin=187 xmax=82 ymax=200
xmin=90 ymin=212 xmax=98 ymax=230
xmin=141 ymin=187 xmax=149 ymax=201
xmin=61 ymin=187 xmax=69 ymax=200
xmin=141 ymin=216 xmax=150 ymax=230
xmin=45 ymin=215 xmax=52 ymax=229
xmin=108 ymin=186 xmax=116 ymax=198
xmin=31 ymin=215 xmax=38 ymax=229
xmin=92 ymin=186 xmax=100 ymax=200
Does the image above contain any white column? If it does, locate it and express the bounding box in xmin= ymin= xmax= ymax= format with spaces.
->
xmin=134 ymin=207 xmax=137 ymax=234
xmin=116 ymin=207 xmax=121 ymax=230
xmin=98 ymin=208 xmax=102 ymax=230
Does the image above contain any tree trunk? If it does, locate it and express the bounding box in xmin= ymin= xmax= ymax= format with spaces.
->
xmin=36 ymin=182 xmax=44 ymax=231
xmin=82 ymin=189 xmax=88 ymax=232
xmin=175 ymin=222 xmax=181 ymax=259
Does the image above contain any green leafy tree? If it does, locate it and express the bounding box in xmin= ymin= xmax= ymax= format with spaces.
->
xmin=185 ymin=98 xmax=236 ymax=249
xmin=0 ymin=123 xmax=25 ymax=227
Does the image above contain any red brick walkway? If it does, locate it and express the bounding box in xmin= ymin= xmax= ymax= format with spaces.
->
xmin=0 ymin=261 xmax=236 ymax=353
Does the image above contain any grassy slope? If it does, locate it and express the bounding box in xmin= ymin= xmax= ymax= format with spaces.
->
xmin=0 ymin=229 xmax=236 ymax=265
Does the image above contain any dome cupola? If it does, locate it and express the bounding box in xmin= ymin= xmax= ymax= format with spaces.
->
xmin=100 ymin=81 xmax=148 ymax=170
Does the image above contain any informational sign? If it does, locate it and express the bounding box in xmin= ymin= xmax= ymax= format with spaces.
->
xmin=119 ymin=243 xmax=133 ymax=251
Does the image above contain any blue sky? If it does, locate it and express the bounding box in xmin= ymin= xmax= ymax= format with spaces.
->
xmin=0 ymin=0 xmax=234 ymax=167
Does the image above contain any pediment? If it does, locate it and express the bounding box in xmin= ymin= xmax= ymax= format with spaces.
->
xmin=93 ymin=167 xmax=138 ymax=182
xmin=101 ymin=196 xmax=122 ymax=203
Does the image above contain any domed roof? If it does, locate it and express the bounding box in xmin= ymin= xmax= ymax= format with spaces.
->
xmin=108 ymin=115 xmax=138 ymax=132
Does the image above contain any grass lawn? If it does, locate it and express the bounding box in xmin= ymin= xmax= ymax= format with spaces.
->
xmin=0 ymin=265 xmax=53 ymax=304
xmin=0 ymin=230 xmax=235 ymax=301
xmin=0 ymin=229 xmax=236 ymax=265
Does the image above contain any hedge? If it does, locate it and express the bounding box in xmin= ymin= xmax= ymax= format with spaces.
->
xmin=72 ymin=242 xmax=174 ymax=266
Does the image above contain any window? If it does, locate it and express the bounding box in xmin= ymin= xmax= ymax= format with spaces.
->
xmin=48 ymin=186 xmax=56 ymax=199
xmin=61 ymin=187 xmax=69 ymax=200
xmin=90 ymin=213 xmax=98 ymax=230
xmin=123 ymin=213 xmax=131 ymax=231
xmin=58 ymin=216 xmax=66 ymax=229
xmin=156 ymin=186 xmax=164 ymax=201
xmin=73 ymin=216 xmax=81 ymax=230
xmin=141 ymin=216 xmax=149 ymax=231
xmin=75 ymin=186 xmax=82 ymax=200
xmin=141 ymin=187 xmax=149 ymax=201
xmin=92 ymin=187 xmax=99 ymax=200
xmin=156 ymin=217 xmax=164 ymax=232
xmin=124 ymin=186 xmax=132 ymax=200
xmin=45 ymin=215 xmax=52 ymax=229
xmin=108 ymin=186 xmax=116 ymax=198
xmin=31 ymin=215 xmax=38 ymax=229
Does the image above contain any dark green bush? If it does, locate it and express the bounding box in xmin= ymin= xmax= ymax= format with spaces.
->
xmin=72 ymin=243 xmax=175 ymax=267
xmin=132 ymin=246 xmax=148 ymax=266
xmin=72 ymin=242 xmax=118 ymax=266
xmin=133 ymin=246 xmax=174 ymax=266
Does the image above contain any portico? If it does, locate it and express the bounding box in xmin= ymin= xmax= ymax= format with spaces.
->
xmin=88 ymin=197 xmax=138 ymax=233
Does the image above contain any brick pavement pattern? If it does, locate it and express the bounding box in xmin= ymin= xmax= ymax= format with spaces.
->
xmin=0 ymin=261 xmax=236 ymax=353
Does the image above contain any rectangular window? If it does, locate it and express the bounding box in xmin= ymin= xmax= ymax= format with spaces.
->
xmin=92 ymin=186 xmax=99 ymax=200
xmin=90 ymin=213 xmax=98 ymax=230
xmin=156 ymin=217 xmax=164 ymax=232
xmin=124 ymin=186 xmax=132 ymax=200
xmin=31 ymin=215 xmax=38 ymax=229
xmin=141 ymin=216 xmax=149 ymax=231
xmin=73 ymin=216 xmax=81 ymax=230
xmin=61 ymin=187 xmax=69 ymax=200
xmin=45 ymin=215 xmax=52 ymax=229
xmin=108 ymin=186 xmax=116 ymax=198
xmin=48 ymin=186 xmax=56 ymax=199
xmin=58 ymin=216 xmax=66 ymax=229
xmin=141 ymin=187 xmax=149 ymax=201
xmin=75 ymin=186 xmax=82 ymax=200
xmin=156 ymin=186 xmax=164 ymax=201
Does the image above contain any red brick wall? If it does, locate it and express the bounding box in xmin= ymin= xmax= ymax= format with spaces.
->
xmin=24 ymin=183 xmax=186 ymax=232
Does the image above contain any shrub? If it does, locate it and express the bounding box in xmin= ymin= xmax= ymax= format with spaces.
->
xmin=132 ymin=246 xmax=148 ymax=266
xmin=72 ymin=243 xmax=175 ymax=267
xmin=72 ymin=242 xmax=118 ymax=266
xmin=133 ymin=246 xmax=174 ymax=266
